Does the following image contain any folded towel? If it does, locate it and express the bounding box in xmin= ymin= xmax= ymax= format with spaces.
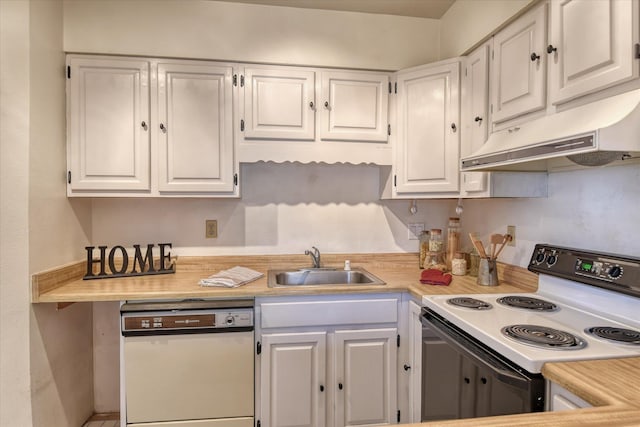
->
xmin=420 ymin=268 xmax=452 ymax=286
xmin=199 ymin=266 xmax=264 ymax=288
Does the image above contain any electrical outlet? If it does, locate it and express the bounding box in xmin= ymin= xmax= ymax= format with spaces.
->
xmin=408 ymin=223 xmax=425 ymax=240
xmin=507 ymin=225 xmax=516 ymax=247
xmin=205 ymin=220 xmax=218 ymax=238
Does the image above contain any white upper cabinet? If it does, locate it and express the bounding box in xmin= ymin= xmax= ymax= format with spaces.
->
xmin=243 ymin=67 xmax=316 ymax=140
xmin=319 ymin=71 xmax=389 ymax=142
xmin=157 ymin=62 xmax=235 ymax=193
xmin=549 ymin=0 xmax=639 ymax=104
xmin=394 ymin=59 xmax=460 ymax=194
xmin=491 ymin=2 xmax=548 ymax=124
xmin=67 ymin=56 xmax=151 ymax=192
xmin=67 ymin=55 xmax=238 ymax=197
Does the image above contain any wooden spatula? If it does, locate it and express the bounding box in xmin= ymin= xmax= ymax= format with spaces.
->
xmin=490 ymin=234 xmax=504 ymax=258
xmin=494 ymin=234 xmax=512 ymax=259
xmin=469 ymin=233 xmax=488 ymax=258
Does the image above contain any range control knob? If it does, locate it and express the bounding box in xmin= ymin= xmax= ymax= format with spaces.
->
xmin=225 ymin=316 xmax=235 ymax=325
xmin=534 ymin=252 xmax=546 ymax=264
xmin=546 ymin=254 xmax=558 ymax=267
xmin=608 ymin=265 xmax=623 ymax=279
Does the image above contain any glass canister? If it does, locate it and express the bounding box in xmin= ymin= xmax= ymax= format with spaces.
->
xmin=424 ymin=251 xmax=447 ymax=272
xmin=428 ymin=229 xmax=444 ymax=252
xmin=419 ymin=230 xmax=430 ymax=268
xmin=446 ymin=217 xmax=461 ymax=270
xmin=451 ymin=251 xmax=467 ymax=276
xmin=468 ymin=247 xmax=480 ymax=277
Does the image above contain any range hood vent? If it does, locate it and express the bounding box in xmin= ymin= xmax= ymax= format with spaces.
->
xmin=462 ymin=89 xmax=640 ymax=171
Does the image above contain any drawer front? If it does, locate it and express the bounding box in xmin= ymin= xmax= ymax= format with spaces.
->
xmin=260 ymin=297 xmax=398 ymax=329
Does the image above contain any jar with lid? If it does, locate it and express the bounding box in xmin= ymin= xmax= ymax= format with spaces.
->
xmin=424 ymin=251 xmax=447 ymax=272
xmin=446 ymin=217 xmax=461 ymax=270
xmin=419 ymin=230 xmax=430 ymax=268
xmin=428 ymin=229 xmax=444 ymax=252
xmin=451 ymin=252 xmax=467 ymax=276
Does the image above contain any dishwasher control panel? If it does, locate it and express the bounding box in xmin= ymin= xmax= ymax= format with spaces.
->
xmin=122 ymin=308 xmax=253 ymax=334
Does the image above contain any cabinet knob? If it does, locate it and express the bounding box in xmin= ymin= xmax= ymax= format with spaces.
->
xmin=481 ymin=377 xmax=487 ymax=385
xmin=530 ymin=52 xmax=540 ymax=62
xmin=451 ymin=123 xmax=457 ymax=132
xmin=547 ymin=44 xmax=557 ymax=54
xmin=309 ymin=101 xmax=315 ymax=109
xmin=320 ymin=385 xmax=324 ymax=392
xmin=403 ymin=364 xmax=411 ymax=371
xmin=141 ymin=121 xmax=148 ymax=130
xmin=474 ymin=116 xmax=483 ymax=123
xmin=324 ymin=101 xmax=330 ymax=109
xmin=338 ymin=382 xmax=343 ymax=390
xmin=464 ymin=377 xmax=470 ymax=384
xmin=160 ymin=123 xmax=167 ymax=132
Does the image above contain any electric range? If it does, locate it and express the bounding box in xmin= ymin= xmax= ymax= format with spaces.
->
xmin=422 ymin=244 xmax=640 ymax=374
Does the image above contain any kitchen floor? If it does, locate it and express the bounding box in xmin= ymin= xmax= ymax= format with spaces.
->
xmin=82 ymin=421 xmax=118 ymax=427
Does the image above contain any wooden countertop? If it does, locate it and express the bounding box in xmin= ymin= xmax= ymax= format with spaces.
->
xmin=31 ymin=253 xmax=640 ymax=426
xmin=31 ymin=253 xmax=537 ymax=303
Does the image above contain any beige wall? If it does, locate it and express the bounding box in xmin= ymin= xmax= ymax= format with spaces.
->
xmin=439 ymin=0 xmax=535 ymax=58
xmin=1 ymin=0 xmax=93 ymax=426
xmin=63 ymin=0 xmax=440 ymax=70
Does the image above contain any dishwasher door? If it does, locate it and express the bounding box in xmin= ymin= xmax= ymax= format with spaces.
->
xmin=124 ymin=331 xmax=254 ymax=425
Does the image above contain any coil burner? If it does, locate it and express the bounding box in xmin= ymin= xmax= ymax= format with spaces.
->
xmin=502 ymin=325 xmax=586 ymax=350
xmin=585 ymin=327 xmax=640 ymax=346
xmin=446 ymin=297 xmax=492 ymax=310
xmin=497 ymin=296 xmax=557 ymax=312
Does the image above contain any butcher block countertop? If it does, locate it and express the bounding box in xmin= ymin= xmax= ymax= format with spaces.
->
xmin=32 ymin=253 xmax=640 ymax=426
xmin=31 ymin=253 xmax=537 ymax=303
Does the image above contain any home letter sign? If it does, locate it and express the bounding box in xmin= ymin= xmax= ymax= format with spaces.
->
xmin=84 ymin=243 xmax=175 ymax=280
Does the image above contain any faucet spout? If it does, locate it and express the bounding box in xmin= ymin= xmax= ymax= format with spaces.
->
xmin=304 ymin=246 xmax=321 ymax=268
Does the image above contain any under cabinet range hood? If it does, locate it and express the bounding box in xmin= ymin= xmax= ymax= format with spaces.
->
xmin=462 ymin=89 xmax=640 ymax=171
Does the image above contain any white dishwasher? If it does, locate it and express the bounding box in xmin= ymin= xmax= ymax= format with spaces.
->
xmin=121 ymin=299 xmax=254 ymax=427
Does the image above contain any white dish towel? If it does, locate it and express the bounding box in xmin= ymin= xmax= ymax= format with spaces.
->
xmin=199 ymin=266 xmax=264 ymax=288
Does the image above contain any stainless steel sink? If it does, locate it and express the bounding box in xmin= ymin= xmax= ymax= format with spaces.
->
xmin=267 ymin=267 xmax=386 ymax=288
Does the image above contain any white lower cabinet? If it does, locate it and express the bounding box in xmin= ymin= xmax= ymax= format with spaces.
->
xmin=546 ymin=381 xmax=592 ymax=411
xmin=256 ymin=295 xmax=401 ymax=427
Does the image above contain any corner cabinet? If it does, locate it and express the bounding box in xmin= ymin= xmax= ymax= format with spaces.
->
xmin=66 ymin=55 xmax=238 ymax=197
xmin=392 ymin=59 xmax=461 ymax=196
xmin=256 ymin=294 xmax=401 ymax=427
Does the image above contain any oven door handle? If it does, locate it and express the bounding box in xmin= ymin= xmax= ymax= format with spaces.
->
xmin=422 ymin=314 xmax=531 ymax=390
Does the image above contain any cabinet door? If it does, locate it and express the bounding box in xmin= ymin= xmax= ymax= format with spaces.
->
xmin=157 ymin=62 xmax=235 ymax=193
xmin=67 ymin=56 xmax=150 ymax=192
xmin=461 ymin=43 xmax=491 ymax=197
xmin=395 ymin=61 xmax=460 ymax=194
xmin=334 ymin=328 xmax=397 ymax=427
xmin=491 ymin=2 xmax=547 ymax=124
xmin=243 ymin=67 xmax=316 ymax=140
xmin=319 ymin=71 xmax=389 ymax=142
xmin=549 ymin=0 xmax=638 ymax=104
xmin=260 ymin=332 xmax=327 ymax=427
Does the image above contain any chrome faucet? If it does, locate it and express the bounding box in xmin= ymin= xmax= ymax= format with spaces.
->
xmin=305 ymin=246 xmax=321 ymax=268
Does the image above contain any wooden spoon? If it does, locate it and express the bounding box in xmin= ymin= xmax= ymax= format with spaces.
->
xmin=494 ymin=234 xmax=512 ymax=259
xmin=490 ymin=234 xmax=504 ymax=258
xmin=469 ymin=233 xmax=488 ymax=258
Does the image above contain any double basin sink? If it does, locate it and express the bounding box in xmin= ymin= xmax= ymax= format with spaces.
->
xmin=267 ymin=267 xmax=386 ymax=288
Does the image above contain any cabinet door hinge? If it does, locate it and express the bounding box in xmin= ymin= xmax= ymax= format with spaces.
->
xmin=465 ymin=67 xmax=468 ymax=77
xmin=67 ymin=171 xmax=71 ymax=184
xmin=256 ymin=420 xmax=261 ymax=427
xmin=491 ymin=49 xmax=494 ymax=60
xmin=233 ymin=74 xmax=238 ymax=86
xmin=397 ymin=334 xmax=400 ymax=347
xmin=393 ymin=174 xmax=397 ymax=187
xmin=635 ymin=43 xmax=640 ymax=59
xmin=256 ymin=341 xmax=261 ymax=355
xmin=387 ymin=124 xmax=391 ymax=136
xmin=397 ymin=410 xmax=401 ymax=423
xmin=240 ymin=75 xmax=245 ymax=87
xmin=394 ymin=82 xmax=397 ymax=93
xmin=240 ymin=119 xmax=245 ymax=132
xmin=66 ymin=65 xmax=71 ymax=79
xmin=388 ymin=82 xmax=392 ymax=94
xmin=233 ymin=173 xmax=238 ymax=186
